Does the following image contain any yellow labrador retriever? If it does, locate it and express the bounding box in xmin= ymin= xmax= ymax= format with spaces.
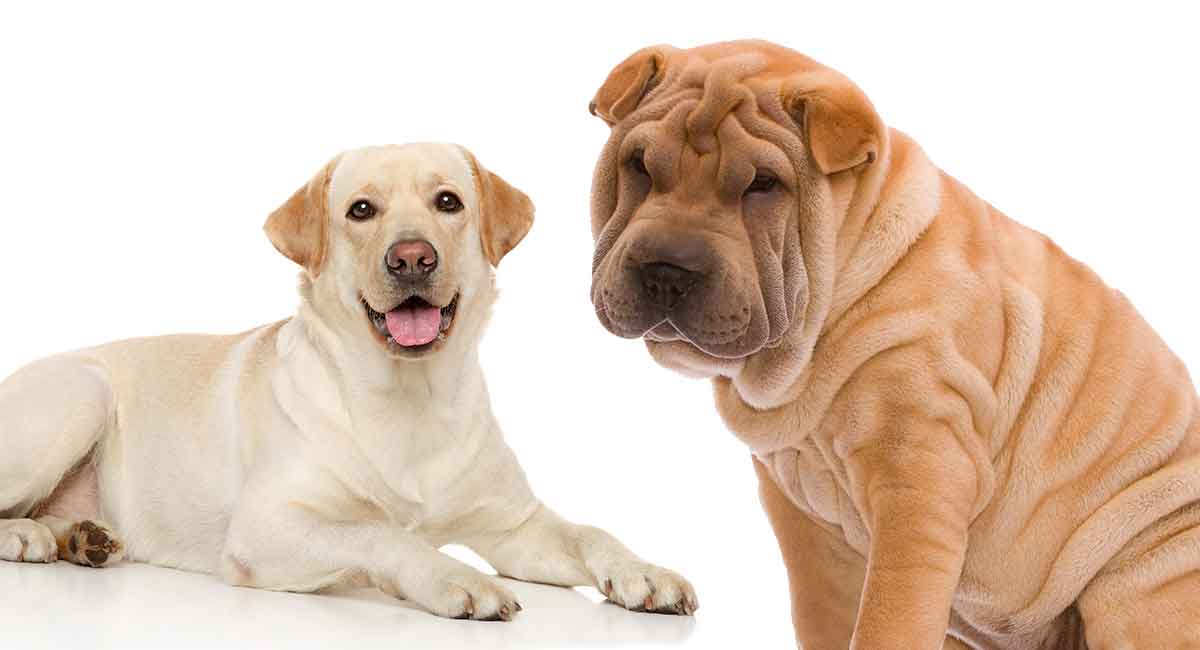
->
xmin=0 ymin=143 xmax=696 ymax=621
xmin=588 ymin=41 xmax=1200 ymax=648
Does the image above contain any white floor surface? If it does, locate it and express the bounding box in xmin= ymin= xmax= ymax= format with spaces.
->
xmin=0 ymin=560 xmax=703 ymax=649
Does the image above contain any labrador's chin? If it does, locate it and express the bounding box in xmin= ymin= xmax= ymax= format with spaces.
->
xmin=362 ymin=293 xmax=459 ymax=359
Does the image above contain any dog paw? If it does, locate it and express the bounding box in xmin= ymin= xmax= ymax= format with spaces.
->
xmin=0 ymin=519 xmax=58 ymax=563
xmin=597 ymin=562 xmax=698 ymax=615
xmin=65 ymin=520 xmax=123 ymax=568
xmin=397 ymin=569 xmax=522 ymax=621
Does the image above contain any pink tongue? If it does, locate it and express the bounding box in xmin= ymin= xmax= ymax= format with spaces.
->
xmin=385 ymin=304 xmax=441 ymax=347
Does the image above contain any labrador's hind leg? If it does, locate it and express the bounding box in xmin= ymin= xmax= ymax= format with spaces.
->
xmin=0 ymin=354 xmax=112 ymax=518
xmin=32 ymin=455 xmax=123 ymax=567
xmin=0 ymin=354 xmax=115 ymax=566
xmin=37 ymin=515 xmax=123 ymax=568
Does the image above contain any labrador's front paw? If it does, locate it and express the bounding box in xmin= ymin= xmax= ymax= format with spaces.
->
xmin=389 ymin=568 xmax=522 ymax=621
xmin=597 ymin=562 xmax=698 ymax=615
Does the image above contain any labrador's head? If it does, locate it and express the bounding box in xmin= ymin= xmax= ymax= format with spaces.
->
xmin=265 ymin=143 xmax=533 ymax=360
xmin=589 ymin=40 xmax=883 ymax=378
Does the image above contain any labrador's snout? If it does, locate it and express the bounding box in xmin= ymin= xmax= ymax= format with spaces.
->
xmin=385 ymin=239 xmax=438 ymax=278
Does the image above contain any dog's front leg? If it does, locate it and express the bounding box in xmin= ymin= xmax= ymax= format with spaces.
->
xmin=846 ymin=426 xmax=978 ymax=650
xmin=754 ymin=457 xmax=866 ymax=649
xmin=466 ymin=503 xmax=698 ymax=615
xmin=220 ymin=499 xmax=521 ymax=621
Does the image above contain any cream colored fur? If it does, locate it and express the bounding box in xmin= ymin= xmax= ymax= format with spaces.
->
xmin=0 ymin=143 xmax=696 ymax=621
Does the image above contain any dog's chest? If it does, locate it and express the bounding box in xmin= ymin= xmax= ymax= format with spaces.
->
xmin=335 ymin=397 xmax=512 ymax=541
xmin=273 ymin=346 xmax=496 ymax=522
xmin=757 ymin=433 xmax=871 ymax=553
xmin=351 ymin=408 xmax=486 ymax=511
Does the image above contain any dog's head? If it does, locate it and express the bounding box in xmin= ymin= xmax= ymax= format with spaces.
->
xmin=589 ymin=40 xmax=884 ymax=380
xmin=265 ymin=143 xmax=533 ymax=360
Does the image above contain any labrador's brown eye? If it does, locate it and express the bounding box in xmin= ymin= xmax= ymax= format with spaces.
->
xmin=745 ymin=172 xmax=779 ymax=195
xmin=435 ymin=191 xmax=463 ymax=213
xmin=628 ymin=151 xmax=649 ymax=176
xmin=347 ymin=200 xmax=376 ymax=220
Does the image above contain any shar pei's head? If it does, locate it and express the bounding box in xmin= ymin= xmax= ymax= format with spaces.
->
xmin=588 ymin=40 xmax=897 ymax=397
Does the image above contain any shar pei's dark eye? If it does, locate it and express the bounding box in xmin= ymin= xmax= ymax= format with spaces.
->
xmin=348 ymin=200 xmax=377 ymax=220
xmin=745 ymin=172 xmax=779 ymax=196
xmin=627 ymin=150 xmax=649 ymax=176
xmin=435 ymin=191 xmax=463 ymax=213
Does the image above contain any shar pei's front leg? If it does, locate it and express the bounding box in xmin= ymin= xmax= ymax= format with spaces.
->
xmin=755 ymin=457 xmax=973 ymax=650
xmin=845 ymin=420 xmax=979 ymax=650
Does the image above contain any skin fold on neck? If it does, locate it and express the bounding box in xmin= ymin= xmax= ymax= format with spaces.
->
xmin=710 ymin=130 xmax=942 ymax=453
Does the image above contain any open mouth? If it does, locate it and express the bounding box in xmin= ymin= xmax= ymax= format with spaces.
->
xmin=362 ymin=293 xmax=459 ymax=354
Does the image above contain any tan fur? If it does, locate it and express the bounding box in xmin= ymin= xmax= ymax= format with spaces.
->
xmin=264 ymin=156 xmax=339 ymax=275
xmin=463 ymin=150 xmax=535 ymax=267
xmin=589 ymin=40 xmax=1200 ymax=649
xmin=590 ymin=47 xmax=671 ymax=125
xmin=781 ymin=68 xmax=882 ymax=174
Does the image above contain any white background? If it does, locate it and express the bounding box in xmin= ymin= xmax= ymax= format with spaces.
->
xmin=1 ymin=2 xmax=1198 ymax=648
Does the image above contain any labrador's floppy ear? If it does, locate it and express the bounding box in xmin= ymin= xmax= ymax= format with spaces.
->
xmin=589 ymin=46 xmax=675 ymax=126
xmin=464 ymin=150 xmax=534 ymax=267
xmin=264 ymin=155 xmax=340 ymax=276
xmin=781 ymin=70 xmax=884 ymax=175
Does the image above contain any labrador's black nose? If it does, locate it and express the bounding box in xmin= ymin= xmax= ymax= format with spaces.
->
xmin=385 ymin=239 xmax=438 ymax=277
xmin=639 ymin=262 xmax=701 ymax=309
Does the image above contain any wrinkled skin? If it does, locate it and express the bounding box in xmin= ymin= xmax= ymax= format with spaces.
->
xmin=588 ymin=40 xmax=1200 ymax=650
xmin=589 ymin=41 xmax=877 ymax=398
xmin=590 ymin=47 xmax=812 ymax=363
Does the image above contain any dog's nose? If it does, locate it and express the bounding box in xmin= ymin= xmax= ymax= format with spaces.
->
xmin=385 ymin=239 xmax=438 ymax=277
xmin=639 ymin=262 xmax=701 ymax=309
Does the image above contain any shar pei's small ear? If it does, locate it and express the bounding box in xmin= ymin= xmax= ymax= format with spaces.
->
xmin=589 ymin=46 xmax=675 ymax=126
xmin=463 ymin=150 xmax=534 ymax=267
xmin=264 ymin=155 xmax=340 ymax=276
xmin=782 ymin=70 xmax=884 ymax=175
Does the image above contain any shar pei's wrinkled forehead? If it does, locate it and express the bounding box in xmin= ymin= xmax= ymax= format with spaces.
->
xmin=587 ymin=40 xmax=885 ymax=377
